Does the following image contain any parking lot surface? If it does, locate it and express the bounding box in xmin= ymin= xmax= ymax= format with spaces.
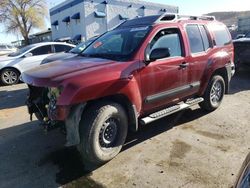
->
xmin=0 ymin=68 xmax=250 ymax=188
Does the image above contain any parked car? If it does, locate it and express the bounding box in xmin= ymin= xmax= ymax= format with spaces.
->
xmin=23 ymin=14 xmax=235 ymax=166
xmin=0 ymin=42 xmax=75 ymax=85
xmin=233 ymin=38 xmax=250 ymax=70
xmin=0 ymin=44 xmax=16 ymax=56
xmin=41 ymin=37 xmax=97 ymax=65
xmin=234 ymin=152 xmax=250 ymax=188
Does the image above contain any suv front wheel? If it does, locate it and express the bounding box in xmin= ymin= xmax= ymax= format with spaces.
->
xmin=199 ymin=75 xmax=225 ymax=111
xmin=77 ymin=102 xmax=128 ymax=166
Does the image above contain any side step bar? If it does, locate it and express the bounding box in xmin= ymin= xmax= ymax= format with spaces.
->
xmin=140 ymin=97 xmax=204 ymax=125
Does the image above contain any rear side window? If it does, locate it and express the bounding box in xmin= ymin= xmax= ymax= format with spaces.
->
xmin=31 ymin=45 xmax=52 ymax=55
xmin=54 ymin=44 xmax=72 ymax=52
xmin=199 ymin=25 xmax=210 ymax=50
xmin=186 ymin=25 xmax=204 ymax=53
xmin=209 ymin=24 xmax=231 ymax=47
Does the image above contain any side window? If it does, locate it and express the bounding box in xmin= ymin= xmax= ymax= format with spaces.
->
xmin=209 ymin=24 xmax=231 ymax=47
xmin=186 ymin=25 xmax=204 ymax=54
xmin=150 ymin=28 xmax=182 ymax=58
xmin=31 ymin=45 xmax=52 ymax=56
xmin=199 ymin=25 xmax=211 ymax=50
xmin=54 ymin=45 xmax=72 ymax=53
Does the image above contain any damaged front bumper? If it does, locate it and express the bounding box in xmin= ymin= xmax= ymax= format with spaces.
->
xmin=26 ymin=85 xmax=86 ymax=146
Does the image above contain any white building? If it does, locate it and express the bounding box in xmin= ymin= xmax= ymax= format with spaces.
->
xmin=50 ymin=0 xmax=178 ymax=41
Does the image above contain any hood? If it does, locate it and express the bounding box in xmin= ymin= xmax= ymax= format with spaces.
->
xmin=41 ymin=52 xmax=77 ymax=64
xmin=22 ymin=56 xmax=117 ymax=86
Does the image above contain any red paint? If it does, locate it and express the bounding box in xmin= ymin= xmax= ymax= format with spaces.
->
xmin=22 ymin=19 xmax=234 ymax=121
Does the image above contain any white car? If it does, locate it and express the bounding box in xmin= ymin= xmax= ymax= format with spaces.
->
xmin=0 ymin=44 xmax=17 ymax=56
xmin=0 ymin=42 xmax=75 ymax=85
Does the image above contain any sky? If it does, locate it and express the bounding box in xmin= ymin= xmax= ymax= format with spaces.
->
xmin=0 ymin=0 xmax=249 ymax=44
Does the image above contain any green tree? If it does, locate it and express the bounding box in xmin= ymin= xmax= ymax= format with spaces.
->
xmin=0 ymin=0 xmax=47 ymax=45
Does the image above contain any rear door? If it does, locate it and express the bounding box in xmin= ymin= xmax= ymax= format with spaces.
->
xmin=184 ymin=24 xmax=213 ymax=90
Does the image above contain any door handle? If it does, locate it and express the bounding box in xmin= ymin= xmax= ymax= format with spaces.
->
xmin=179 ymin=62 xmax=189 ymax=69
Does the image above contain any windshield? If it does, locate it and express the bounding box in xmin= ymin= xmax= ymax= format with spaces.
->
xmin=70 ymin=38 xmax=96 ymax=54
xmin=82 ymin=27 xmax=151 ymax=61
xmin=8 ymin=44 xmax=36 ymax=57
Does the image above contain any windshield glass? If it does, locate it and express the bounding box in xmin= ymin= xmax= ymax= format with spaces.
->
xmin=8 ymin=44 xmax=36 ymax=57
xmin=82 ymin=27 xmax=151 ymax=61
xmin=70 ymin=38 xmax=96 ymax=54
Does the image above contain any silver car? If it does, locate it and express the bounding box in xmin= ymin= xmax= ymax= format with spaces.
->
xmin=0 ymin=42 xmax=75 ymax=85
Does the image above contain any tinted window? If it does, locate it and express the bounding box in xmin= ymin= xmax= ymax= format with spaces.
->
xmin=186 ymin=25 xmax=204 ymax=53
xmin=209 ymin=24 xmax=231 ymax=47
xmin=199 ymin=25 xmax=210 ymax=50
xmin=150 ymin=29 xmax=182 ymax=57
xmin=31 ymin=45 xmax=52 ymax=56
xmin=54 ymin=44 xmax=72 ymax=52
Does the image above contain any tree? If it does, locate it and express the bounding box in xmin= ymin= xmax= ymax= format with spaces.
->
xmin=0 ymin=0 xmax=47 ymax=45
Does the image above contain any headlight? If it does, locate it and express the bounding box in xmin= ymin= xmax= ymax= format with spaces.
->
xmin=48 ymin=86 xmax=63 ymax=99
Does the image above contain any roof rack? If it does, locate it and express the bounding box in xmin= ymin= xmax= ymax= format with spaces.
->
xmin=155 ymin=13 xmax=216 ymax=23
xmin=116 ymin=14 xmax=216 ymax=29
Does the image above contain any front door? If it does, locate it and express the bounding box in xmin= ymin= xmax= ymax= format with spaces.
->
xmin=140 ymin=28 xmax=190 ymax=113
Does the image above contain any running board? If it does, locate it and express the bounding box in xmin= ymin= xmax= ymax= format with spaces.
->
xmin=140 ymin=97 xmax=204 ymax=125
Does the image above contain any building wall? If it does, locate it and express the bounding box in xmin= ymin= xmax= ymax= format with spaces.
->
xmin=238 ymin=16 xmax=250 ymax=33
xmin=51 ymin=0 xmax=86 ymax=41
xmin=50 ymin=0 xmax=178 ymax=41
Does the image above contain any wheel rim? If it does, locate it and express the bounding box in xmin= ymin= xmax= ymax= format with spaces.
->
xmin=99 ymin=118 xmax=118 ymax=148
xmin=2 ymin=70 xmax=18 ymax=84
xmin=210 ymin=80 xmax=222 ymax=106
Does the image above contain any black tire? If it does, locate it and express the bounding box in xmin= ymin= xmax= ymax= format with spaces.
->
xmin=0 ymin=68 xmax=20 ymax=85
xmin=77 ymin=102 xmax=128 ymax=166
xmin=199 ymin=75 xmax=225 ymax=112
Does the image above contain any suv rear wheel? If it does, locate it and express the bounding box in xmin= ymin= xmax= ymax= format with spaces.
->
xmin=199 ymin=75 xmax=225 ymax=111
xmin=77 ymin=102 xmax=128 ymax=166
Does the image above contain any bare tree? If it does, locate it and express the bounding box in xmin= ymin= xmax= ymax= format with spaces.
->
xmin=0 ymin=0 xmax=48 ymax=45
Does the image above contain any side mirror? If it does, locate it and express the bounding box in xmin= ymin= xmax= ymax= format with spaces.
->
xmin=149 ymin=48 xmax=170 ymax=62
xmin=24 ymin=52 xmax=33 ymax=58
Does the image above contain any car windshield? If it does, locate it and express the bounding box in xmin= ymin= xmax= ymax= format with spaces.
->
xmin=8 ymin=44 xmax=36 ymax=57
xmin=70 ymin=38 xmax=96 ymax=54
xmin=81 ymin=27 xmax=151 ymax=61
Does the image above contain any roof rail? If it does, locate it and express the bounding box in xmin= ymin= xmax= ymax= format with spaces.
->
xmin=155 ymin=13 xmax=216 ymax=23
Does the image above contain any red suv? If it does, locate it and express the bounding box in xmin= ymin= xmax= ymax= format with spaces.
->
xmin=22 ymin=14 xmax=235 ymax=166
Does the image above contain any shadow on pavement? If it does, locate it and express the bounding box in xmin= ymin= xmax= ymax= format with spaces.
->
xmin=229 ymin=66 xmax=250 ymax=94
xmin=0 ymin=107 xmax=209 ymax=188
xmin=0 ymin=88 xmax=27 ymax=110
